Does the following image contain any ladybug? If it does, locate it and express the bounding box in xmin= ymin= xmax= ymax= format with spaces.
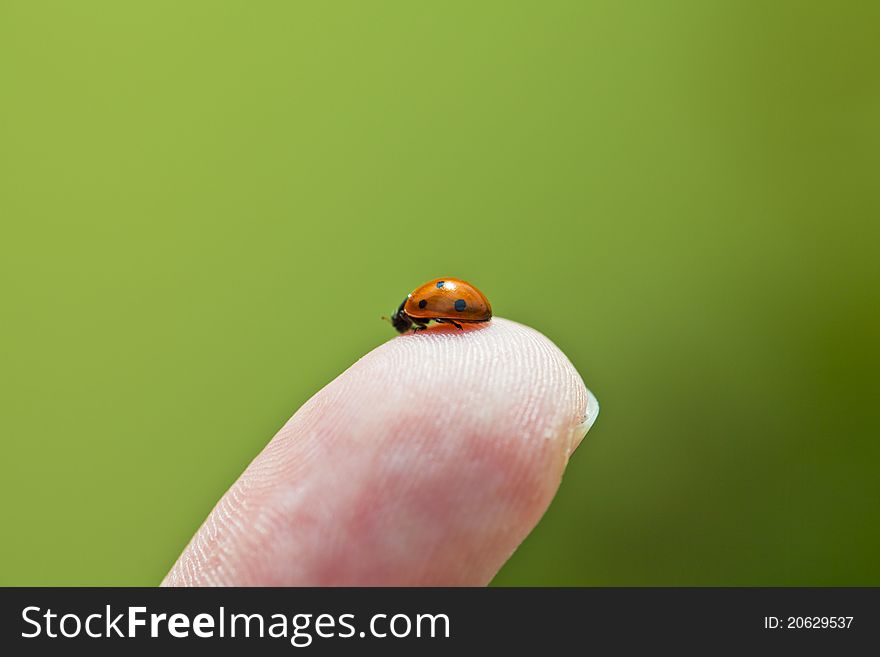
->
xmin=389 ymin=277 xmax=492 ymax=333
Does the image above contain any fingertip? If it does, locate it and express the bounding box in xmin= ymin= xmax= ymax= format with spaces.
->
xmin=164 ymin=316 xmax=598 ymax=586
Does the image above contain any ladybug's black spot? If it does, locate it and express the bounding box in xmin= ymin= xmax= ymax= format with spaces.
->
xmin=436 ymin=281 xmax=445 ymax=288
xmin=418 ymin=299 xmax=428 ymax=309
xmin=454 ymin=299 xmax=467 ymax=312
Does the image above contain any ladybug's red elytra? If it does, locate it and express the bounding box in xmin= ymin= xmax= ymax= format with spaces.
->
xmin=390 ymin=277 xmax=492 ymax=333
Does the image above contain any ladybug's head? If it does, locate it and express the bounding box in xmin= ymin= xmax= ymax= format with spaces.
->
xmin=389 ymin=299 xmax=413 ymax=334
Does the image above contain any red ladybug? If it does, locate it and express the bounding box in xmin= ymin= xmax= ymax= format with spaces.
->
xmin=390 ymin=277 xmax=492 ymax=333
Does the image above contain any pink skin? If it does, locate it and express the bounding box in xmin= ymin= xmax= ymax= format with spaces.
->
xmin=162 ymin=318 xmax=598 ymax=586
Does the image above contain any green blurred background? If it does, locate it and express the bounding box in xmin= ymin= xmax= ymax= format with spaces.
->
xmin=1 ymin=1 xmax=878 ymax=586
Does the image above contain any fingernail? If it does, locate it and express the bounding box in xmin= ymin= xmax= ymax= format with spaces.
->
xmin=569 ymin=387 xmax=600 ymax=456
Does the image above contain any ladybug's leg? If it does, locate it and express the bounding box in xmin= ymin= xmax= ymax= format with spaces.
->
xmin=435 ymin=318 xmax=464 ymax=330
xmin=411 ymin=318 xmax=430 ymax=332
